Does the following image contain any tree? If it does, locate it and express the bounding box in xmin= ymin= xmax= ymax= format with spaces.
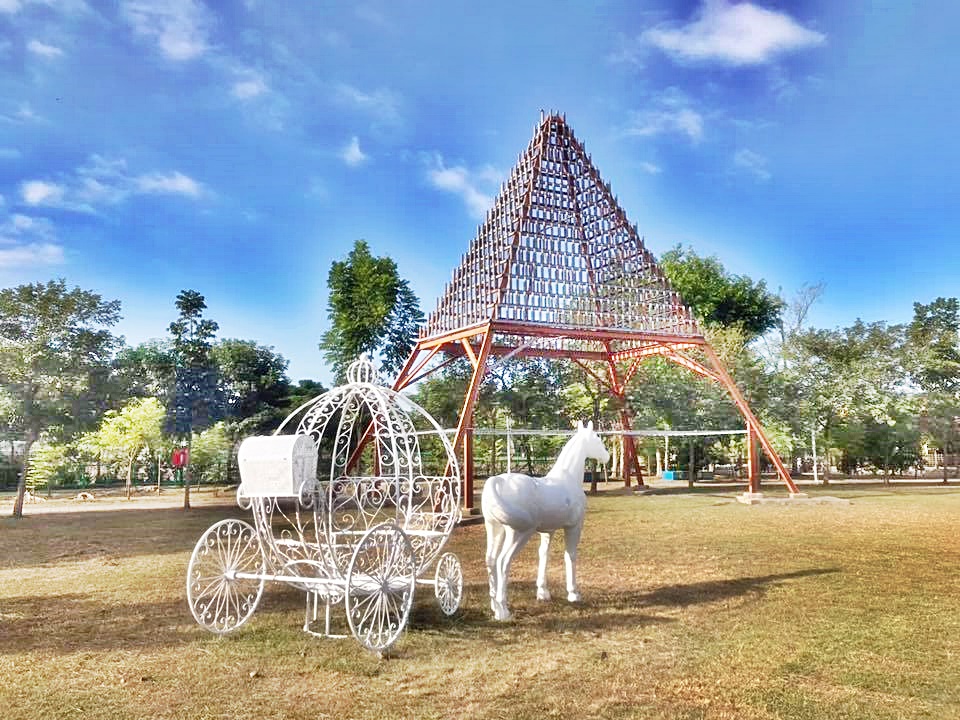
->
xmin=319 ymin=240 xmax=425 ymax=382
xmin=189 ymin=421 xmax=233 ymax=484
xmin=167 ymin=290 xmax=223 ymax=509
xmin=113 ymin=340 xmax=176 ymax=404
xmin=212 ymin=339 xmax=290 ymax=430
xmin=0 ymin=280 xmax=121 ymax=518
xmin=906 ymin=298 xmax=960 ymax=481
xmin=790 ymin=321 xmax=907 ymax=482
xmin=660 ymin=245 xmax=784 ymax=339
xmin=96 ymin=397 xmax=165 ymax=499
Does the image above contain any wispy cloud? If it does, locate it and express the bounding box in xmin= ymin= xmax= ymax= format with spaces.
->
xmin=643 ymin=0 xmax=825 ymax=66
xmin=21 ymin=180 xmax=65 ymax=206
xmin=335 ymin=83 xmax=401 ymax=127
xmin=231 ymin=70 xmax=268 ymax=100
xmin=20 ymin=155 xmax=205 ymax=211
xmin=625 ymin=89 xmax=704 ymax=143
xmin=122 ymin=0 xmax=212 ymax=61
xmin=137 ymin=171 xmax=202 ymax=196
xmin=425 ymin=155 xmax=499 ymax=219
xmin=1 ymin=102 xmax=45 ymax=124
xmin=0 ymin=0 xmax=22 ymax=13
xmin=0 ymin=213 xmax=65 ymax=269
xmin=733 ymin=148 xmax=771 ymax=181
xmin=341 ymin=136 xmax=368 ymax=167
xmin=27 ymin=39 xmax=64 ymax=58
xmin=640 ymin=161 xmax=662 ymax=175
xmin=0 ymin=148 xmax=20 ymax=160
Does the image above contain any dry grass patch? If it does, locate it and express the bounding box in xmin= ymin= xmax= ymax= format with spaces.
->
xmin=2 ymin=486 xmax=960 ymax=719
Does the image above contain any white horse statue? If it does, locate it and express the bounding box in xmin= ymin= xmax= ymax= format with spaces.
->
xmin=482 ymin=420 xmax=610 ymax=621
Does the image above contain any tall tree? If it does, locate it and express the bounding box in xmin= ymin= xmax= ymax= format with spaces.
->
xmin=790 ymin=321 xmax=907 ymax=482
xmin=906 ymin=298 xmax=960 ymax=481
xmin=167 ymin=290 xmax=222 ymax=509
xmin=113 ymin=340 xmax=176 ymax=403
xmin=319 ymin=240 xmax=425 ymax=382
xmin=212 ymin=339 xmax=290 ymax=425
xmin=660 ymin=245 xmax=784 ymax=339
xmin=0 ymin=280 xmax=121 ymax=518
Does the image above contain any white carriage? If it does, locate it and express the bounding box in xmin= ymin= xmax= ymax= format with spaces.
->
xmin=185 ymin=357 xmax=463 ymax=653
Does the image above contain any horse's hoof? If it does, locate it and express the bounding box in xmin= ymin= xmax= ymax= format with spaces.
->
xmin=536 ymin=588 xmax=552 ymax=602
xmin=567 ymin=592 xmax=581 ymax=603
xmin=494 ymin=610 xmax=513 ymax=621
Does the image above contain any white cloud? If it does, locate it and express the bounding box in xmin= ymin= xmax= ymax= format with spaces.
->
xmin=27 ymin=39 xmax=63 ymax=58
xmin=426 ymin=155 xmax=498 ymax=219
xmin=626 ymin=88 xmax=704 ymax=143
xmin=136 ymin=171 xmax=202 ymax=196
xmin=733 ymin=148 xmax=771 ymax=181
xmin=335 ymin=83 xmax=401 ymax=126
xmin=0 ymin=242 xmax=64 ymax=267
xmin=0 ymin=213 xmax=64 ymax=269
xmin=627 ymin=108 xmax=703 ymax=143
xmin=232 ymin=72 xmax=268 ymax=100
xmin=640 ymin=162 xmax=662 ymax=175
xmin=21 ymin=180 xmax=65 ymax=206
xmin=20 ymin=156 xmax=205 ymax=211
xmin=122 ymin=0 xmax=212 ymax=61
xmin=643 ymin=0 xmax=825 ymax=66
xmin=341 ymin=136 xmax=368 ymax=167
xmin=0 ymin=0 xmax=21 ymax=13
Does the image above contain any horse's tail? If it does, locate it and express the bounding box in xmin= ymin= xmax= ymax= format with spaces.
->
xmin=482 ymin=474 xmax=535 ymax=528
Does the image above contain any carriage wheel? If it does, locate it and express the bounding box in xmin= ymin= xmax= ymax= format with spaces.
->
xmin=345 ymin=522 xmax=416 ymax=653
xmin=434 ymin=552 xmax=463 ymax=616
xmin=186 ymin=519 xmax=266 ymax=635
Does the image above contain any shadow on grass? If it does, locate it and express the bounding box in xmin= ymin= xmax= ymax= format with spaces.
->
xmin=0 ymin=592 xmax=198 ymax=655
xmin=632 ymin=567 xmax=839 ymax=608
xmin=424 ymin=569 xmax=840 ymax=635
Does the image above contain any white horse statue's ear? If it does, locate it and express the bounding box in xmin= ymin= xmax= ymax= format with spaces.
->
xmin=575 ymin=420 xmax=583 ymax=430
xmin=586 ymin=420 xmax=594 ymax=431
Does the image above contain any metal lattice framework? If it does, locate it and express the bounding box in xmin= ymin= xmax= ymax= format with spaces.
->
xmin=392 ymin=112 xmax=799 ymax=507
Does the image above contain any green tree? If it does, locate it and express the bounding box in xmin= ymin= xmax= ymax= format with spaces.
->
xmin=790 ymin=321 xmax=907 ymax=482
xmin=319 ymin=240 xmax=425 ymax=382
xmin=113 ymin=340 xmax=176 ymax=403
xmin=906 ymin=298 xmax=960 ymax=481
xmin=660 ymin=246 xmax=784 ymax=339
xmin=189 ymin=421 xmax=233 ymax=484
xmin=97 ymin=397 xmax=166 ymax=499
xmin=0 ymin=280 xmax=121 ymax=518
xmin=167 ymin=290 xmax=222 ymax=509
xmin=212 ymin=339 xmax=290 ymax=431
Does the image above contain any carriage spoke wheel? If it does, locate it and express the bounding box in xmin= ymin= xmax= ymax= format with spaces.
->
xmin=187 ymin=519 xmax=266 ymax=635
xmin=434 ymin=552 xmax=463 ymax=616
xmin=345 ymin=522 xmax=416 ymax=653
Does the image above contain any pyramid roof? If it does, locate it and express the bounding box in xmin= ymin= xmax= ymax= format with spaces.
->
xmin=422 ymin=113 xmax=703 ymax=361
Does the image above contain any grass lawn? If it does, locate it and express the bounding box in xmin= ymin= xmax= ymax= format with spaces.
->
xmin=2 ymin=484 xmax=960 ymax=719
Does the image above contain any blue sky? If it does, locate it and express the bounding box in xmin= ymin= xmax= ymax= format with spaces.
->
xmin=2 ymin=1 xmax=958 ymax=385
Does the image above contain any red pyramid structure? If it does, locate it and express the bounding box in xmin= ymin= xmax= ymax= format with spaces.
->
xmin=392 ymin=112 xmax=799 ymax=507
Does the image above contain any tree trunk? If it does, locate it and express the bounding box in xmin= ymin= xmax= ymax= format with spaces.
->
xmin=183 ymin=434 xmax=192 ymax=511
xmin=126 ymin=457 xmax=135 ymax=499
xmin=942 ymin=436 xmax=949 ymax=483
xmin=12 ymin=434 xmax=37 ymax=519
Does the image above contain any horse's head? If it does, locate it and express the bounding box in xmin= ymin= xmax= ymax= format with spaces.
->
xmin=576 ymin=420 xmax=610 ymax=465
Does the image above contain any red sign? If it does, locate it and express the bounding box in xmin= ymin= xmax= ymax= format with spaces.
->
xmin=172 ymin=448 xmax=189 ymax=468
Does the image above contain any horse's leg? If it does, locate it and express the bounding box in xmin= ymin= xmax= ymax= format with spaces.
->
xmin=484 ymin=518 xmax=505 ymax=612
xmin=563 ymin=523 xmax=583 ymax=603
xmin=493 ymin=526 xmax=533 ymax=621
xmin=536 ymin=532 xmax=552 ymax=601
